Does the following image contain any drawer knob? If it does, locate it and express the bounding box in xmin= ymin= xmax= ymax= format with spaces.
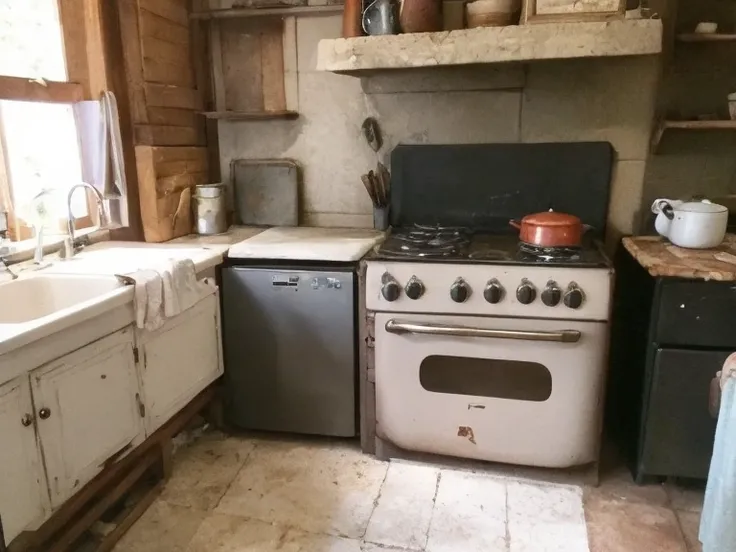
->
xmin=39 ymin=408 xmax=51 ymax=420
xmin=21 ymin=413 xmax=34 ymax=427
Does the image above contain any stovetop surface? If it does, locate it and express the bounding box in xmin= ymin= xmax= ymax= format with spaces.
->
xmin=372 ymin=225 xmax=610 ymax=268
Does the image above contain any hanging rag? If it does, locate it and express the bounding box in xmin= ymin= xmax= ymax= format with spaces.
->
xmin=117 ymin=259 xmax=213 ymax=332
xmin=700 ymin=352 xmax=736 ymax=552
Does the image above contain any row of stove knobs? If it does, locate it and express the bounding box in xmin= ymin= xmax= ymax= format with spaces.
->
xmin=381 ymin=274 xmax=585 ymax=309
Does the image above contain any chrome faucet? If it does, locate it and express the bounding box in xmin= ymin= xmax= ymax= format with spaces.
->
xmin=66 ymin=183 xmax=108 ymax=259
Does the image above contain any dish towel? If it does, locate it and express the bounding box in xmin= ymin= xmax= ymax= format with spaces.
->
xmin=700 ymin=352 xmax=736 ymax=552
xmin=118 ymin=259 xmax=213 ymax=332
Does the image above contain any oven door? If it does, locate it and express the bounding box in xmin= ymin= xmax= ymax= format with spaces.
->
xmin=374 ymin=312 xmax=608 ymax=468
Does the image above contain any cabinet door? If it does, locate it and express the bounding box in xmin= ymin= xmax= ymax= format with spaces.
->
xmin=139 ymin=291 xmax=223 ymax=434
xmin=0 ymin=377 xmax=49 ymax=544
xmin=31 ymin=327 xmax=144 ymax=508
xmin=641 ymin=348 xmax=730 ymax=479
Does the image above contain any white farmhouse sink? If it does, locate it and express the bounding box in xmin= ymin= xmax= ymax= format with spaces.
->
xmin=0 ymin=274 xmax=134 ymax=357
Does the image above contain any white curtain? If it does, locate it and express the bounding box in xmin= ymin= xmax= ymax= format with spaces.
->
xmin=700 ymin=353 xmax=736 ymax=552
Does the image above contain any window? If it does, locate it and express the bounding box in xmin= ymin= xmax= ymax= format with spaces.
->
xmin=0 ymin=0 xmax=92 ymax=242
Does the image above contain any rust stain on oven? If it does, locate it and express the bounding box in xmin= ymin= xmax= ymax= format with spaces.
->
xmin=457 ymin=426 xmax=476 ymax=444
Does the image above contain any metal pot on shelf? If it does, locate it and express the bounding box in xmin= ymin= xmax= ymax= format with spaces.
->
xmin=652 ymin=198 xmax=728 ymax=249
xmin=509 ymin=209 xmax=588 ymax=248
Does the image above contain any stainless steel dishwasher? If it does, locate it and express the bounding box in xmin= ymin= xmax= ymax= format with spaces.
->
xmin=222 ymin=265 xmax=357 ymax=437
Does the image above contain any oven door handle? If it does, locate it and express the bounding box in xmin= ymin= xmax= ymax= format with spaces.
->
xmin=385 ymin=320 xmax=581 ymax=343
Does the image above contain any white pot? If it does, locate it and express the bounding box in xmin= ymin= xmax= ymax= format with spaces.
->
xmin=651 ymin=198 xmax=728 ymax=249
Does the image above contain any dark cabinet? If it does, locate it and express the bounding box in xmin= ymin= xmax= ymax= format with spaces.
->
xmin=608 ymin=246 xmax=736 ymax=483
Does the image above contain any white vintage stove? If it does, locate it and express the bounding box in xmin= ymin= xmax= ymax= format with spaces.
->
xmin=364 ymin=142 xmax=615 ymax=469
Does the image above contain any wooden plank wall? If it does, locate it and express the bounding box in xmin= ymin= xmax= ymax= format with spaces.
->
xmin=118 ymin=0 xmax=212 ymax=242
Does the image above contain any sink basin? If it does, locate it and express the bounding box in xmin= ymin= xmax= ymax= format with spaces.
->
xmin=0 ymin=275 xmax=127 ymax=323
xmin=0 ymin=274 xmax=134 ymax=358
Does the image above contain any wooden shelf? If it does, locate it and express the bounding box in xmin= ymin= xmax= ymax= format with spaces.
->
xmin=190 ymin=5 xmax=342 ymax=19
xmin=677 ymin=33 xmax=736 ymax=43
xmin=652 ymin=120 xmax=736 ymax=150
xmin=202 ymin=110 xmax=299 ymax=121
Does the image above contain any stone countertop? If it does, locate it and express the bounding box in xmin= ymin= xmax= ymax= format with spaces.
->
xmin=228 ymin=227 xmax=385 ymax=262
xmin=623 ymin=234 xmax=736 ymax=281
xmin=167 ymin=226 xmax=266 ymax=253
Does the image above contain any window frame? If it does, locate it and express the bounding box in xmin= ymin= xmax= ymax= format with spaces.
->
xmin=0 ymin=0 xmax=113 ymax=242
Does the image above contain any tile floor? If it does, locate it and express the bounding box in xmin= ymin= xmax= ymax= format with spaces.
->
xmin=113 ymin=432 xmax=705 ymax=552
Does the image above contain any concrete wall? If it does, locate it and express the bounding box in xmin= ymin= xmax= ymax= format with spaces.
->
xmin=639 ymin=0 xmax=736 ymax=232
xmin=218 ymin=14 xmax=661 ymax=245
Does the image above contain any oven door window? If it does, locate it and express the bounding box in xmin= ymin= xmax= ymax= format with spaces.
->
xmin=419 ymin=355 xmax=552 ymax=402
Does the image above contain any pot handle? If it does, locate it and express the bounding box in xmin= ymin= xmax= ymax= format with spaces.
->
xmin=651 ymin=198 xmax=676 ymax=220
xmin=509 ymin=219 xmax=521 ymax=230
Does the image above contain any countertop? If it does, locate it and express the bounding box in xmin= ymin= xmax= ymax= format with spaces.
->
xmin=228 ymin=227 xmax=385 ymax=262
xmin=167 ymin=226 xmax=266 ymax=253
xmin=623 ymin=234 xmax=736 ymax=281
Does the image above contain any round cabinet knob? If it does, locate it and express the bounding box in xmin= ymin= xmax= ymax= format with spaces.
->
xmin=541 ymin=280 xmax=561 ymax=307
xmin=516 ymin=279 xmax=537 ymax=305
xmin=405 ymin=276 xmax=425 ymax=300
xmin=381 ymin=272 xmax=401 ymax=302
xmin=21 ymin=414 xmax=34 ymax=427
xmin=483 ymin=279 xmax=504 ymax=304
xmin=564 ymin=282 xmax=585 ymax=309
xmin=450 ymin=278 xmax=470 ymax=303
xmin=38 ymin=408 xmax=51 ymax=420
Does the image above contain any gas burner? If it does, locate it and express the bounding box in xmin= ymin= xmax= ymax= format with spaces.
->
xmin=379 ymin=225 xmax=471 ymax=259
xmin=518 ymin=242 xmax=582 ymax=263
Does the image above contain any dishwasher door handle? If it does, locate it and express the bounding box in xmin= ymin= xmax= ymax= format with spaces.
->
xmin=385 ymin=320 xmax=581 ymax=343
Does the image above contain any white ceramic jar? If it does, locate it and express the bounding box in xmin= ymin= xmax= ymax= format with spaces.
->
xmin=651 ymin=198 xmax=728 ymax=249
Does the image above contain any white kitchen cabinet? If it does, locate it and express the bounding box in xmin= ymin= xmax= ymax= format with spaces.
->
xmin=31 ymin=327 xmax=144 ymax=508
xmin=137 ymin=290 xmax=223 ymax=434
xmin=0 ymin=376 xmax=49 ymax=544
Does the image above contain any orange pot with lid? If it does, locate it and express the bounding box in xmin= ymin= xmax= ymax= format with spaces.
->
xmin=510 ymin=210 xmax=587 ymax=248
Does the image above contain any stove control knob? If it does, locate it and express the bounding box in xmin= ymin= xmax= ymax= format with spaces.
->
xmin=541 ymin=280 xmax=561 ymax=307
xmin=483 ymin=279 xmax=504 ymax=304
xmin=450 ymin=278 xmax=470 ymax=303
xmin=516 ymin=279 xmax=537 ymax=305
xmin=405 ymin=276 xmax=425 ymax=300
xmin=564 ymin=282 xmax=585 ymax=309
xmin=381 ymin=273 xmax=401 ymax=302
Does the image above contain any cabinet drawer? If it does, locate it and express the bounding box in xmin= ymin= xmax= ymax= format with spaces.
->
xmin=655 ymin=281 xmax=736 ymax=348
xmin=641 ymin=348 xmax=729 ymax=479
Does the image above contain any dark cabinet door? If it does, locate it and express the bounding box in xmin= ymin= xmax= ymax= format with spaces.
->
xmin=640 ymin=348 xmax=730 ymax=479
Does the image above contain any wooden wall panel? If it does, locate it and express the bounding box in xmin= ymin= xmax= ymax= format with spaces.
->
xmin=118 ymin=0 xmax=214 ymax=242
xmin=135 ymin=146 xmax=208 ymax=242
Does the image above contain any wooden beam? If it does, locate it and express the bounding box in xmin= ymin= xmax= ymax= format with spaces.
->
xmin=145 ymin=83 xmax=202 ymax=110
xmin=190 ymin=5 xmax=343 ymax=19
xmin=135 ymin=124 xmax=205 ymax=146
xmin=0 ymin=76 xmax=84 ymax=103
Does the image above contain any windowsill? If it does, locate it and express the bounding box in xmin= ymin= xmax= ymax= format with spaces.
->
xmin=0 ymin=227 xmax=110 ymax=264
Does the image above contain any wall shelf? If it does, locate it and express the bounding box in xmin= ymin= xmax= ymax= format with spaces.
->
xmin=676 ymin=33 xmax=736 ymax=43
xmin=201 ymin=111 xmax=299 ymax=121
xmin=190 ymin=5 xmax=341 ymax=20
xmin=652 ymin=120 xmax=736 ymax=150
xmin=317 ymin=19 xmax=663 ymax=74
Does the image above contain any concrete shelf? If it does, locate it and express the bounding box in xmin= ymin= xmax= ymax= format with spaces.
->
xmin=316 ymin=19 xmax=663 ymax=74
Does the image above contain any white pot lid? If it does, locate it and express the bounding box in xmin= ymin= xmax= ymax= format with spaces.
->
xmin=676 ymin=201 xmax=728 ymax=214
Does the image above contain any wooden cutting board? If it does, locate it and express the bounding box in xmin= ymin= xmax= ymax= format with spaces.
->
xmin=623 ymin=234 xmax=736 ymax=281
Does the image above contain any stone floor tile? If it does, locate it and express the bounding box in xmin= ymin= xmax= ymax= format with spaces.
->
xmin=676 ymin=510 xmax=702 ymax=552
xmin=364 ymin=462 xmax=440 ymax=550
xmin=425 ymin=470 xmax=508 ymax=552
xmin=508 ymin=482 xmax=588 ymax=552
xmin=666 ymin=482 xmax=705 ymax=513
xmin=216 ymin=439 xmax=388 ymax=539
xmin=159 ymin=435 xmax=256 ymax=511
xmin=585 ymin=494 xmax=687 ymax=552
xmin=113 ymin=499 xmax=207 ymax=552
xmin=588 ymin=464 xmax=669 ymax=507
xmin=186 ymin=513 xmax=362 ymax=552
